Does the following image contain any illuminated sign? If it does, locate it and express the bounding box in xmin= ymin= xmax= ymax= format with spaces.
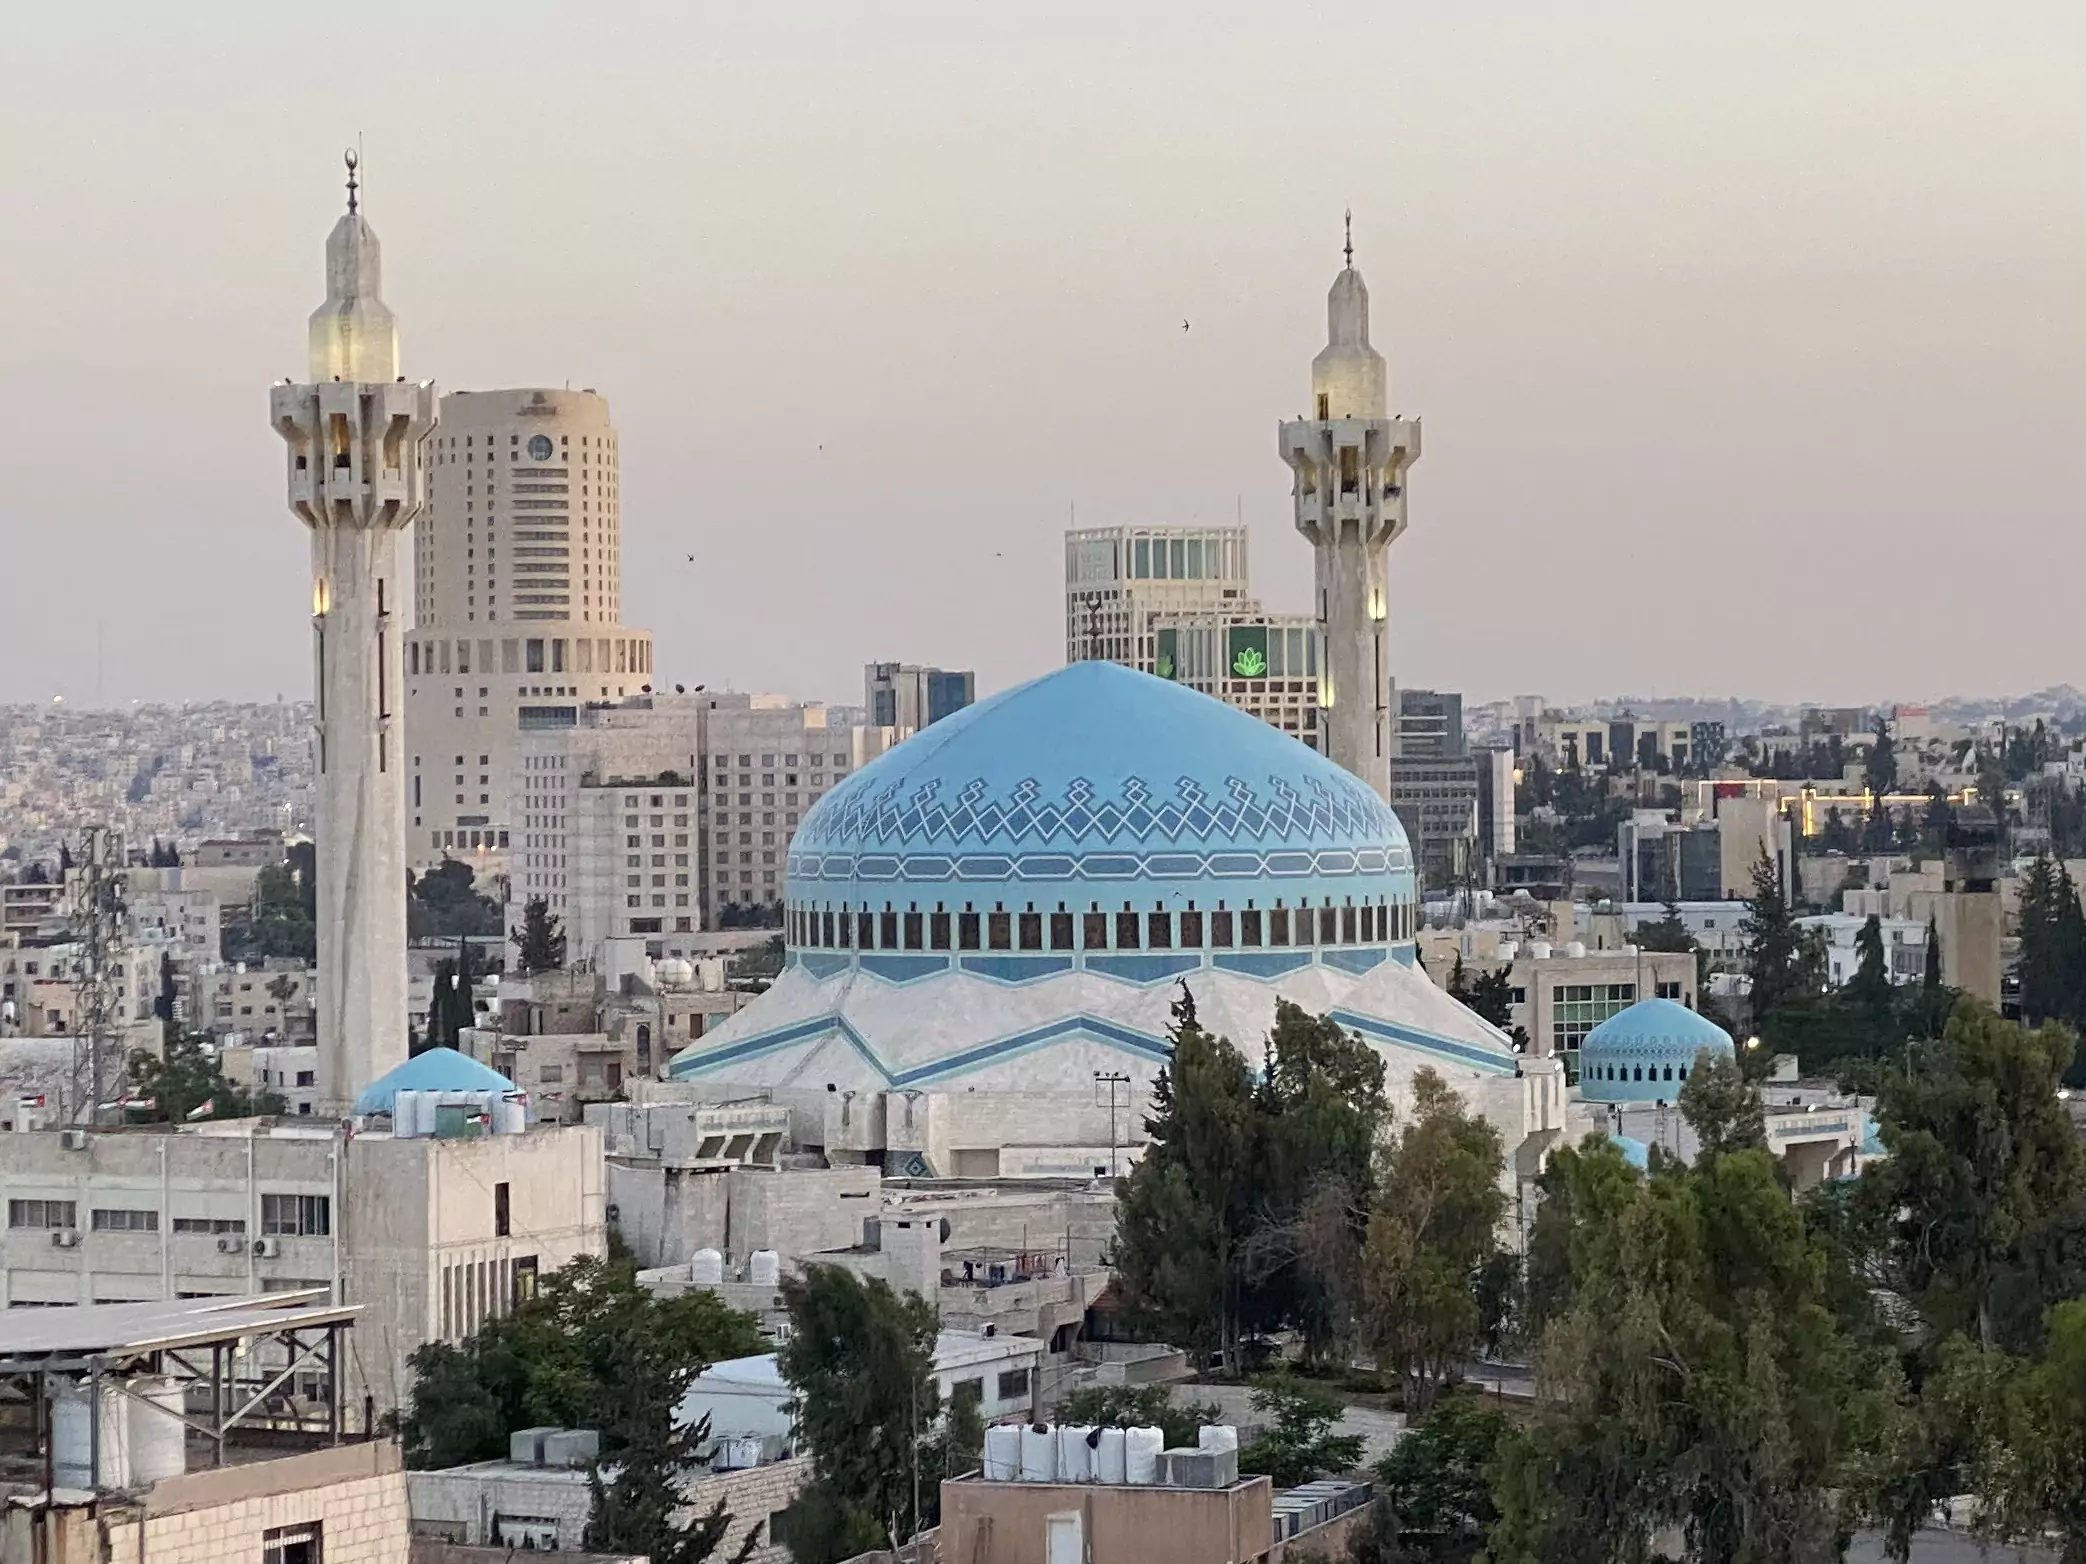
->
xmin=1227 ymin=626 xmax=1269 ymax=679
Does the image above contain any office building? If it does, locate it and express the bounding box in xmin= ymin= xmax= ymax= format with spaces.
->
xmin=268 ymin=157 xmax=433 ymax=1111
xmin=1278 ymin=224 xmax=1422 ymax=803
xmin=1064 ymin=524 xmax=1251 ymax=669
xmin=404 ymin=387 xmax=656 ymax=872
xmin=866 ymin=662 xmax=976 ymax=732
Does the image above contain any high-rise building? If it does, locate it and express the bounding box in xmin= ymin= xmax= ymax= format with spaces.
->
xmin=1063 ymin=525 xmax=1250 ymax=668
xmin=269 ymin=157 xmax=433 ymax=1111
xmin=865 ymin=663 xmax=975 ymax=732
xmin=404 ymin=388 xmax=656 ymax=872
xmin=1279 ymin=223 xmax=1421 ymax=803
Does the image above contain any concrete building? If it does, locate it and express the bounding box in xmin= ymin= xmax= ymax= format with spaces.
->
xmin=0 ymin=1111 xmax=605 ymax=1422
xmin=405 ymin=387 xmax=656 ymax=873
xmin=1278 ymin=224 xmax=1422 ymax=804
xmin=866 ymin=662 xmax=976 ymax=732
xmin=268 ymin=157 xmax=434 ymax=1113
xmin=1064 ymin=525 xmax=1251 ymax=670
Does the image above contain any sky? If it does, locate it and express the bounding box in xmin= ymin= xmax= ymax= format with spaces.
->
xmin=2 ymin=1 xmax=2081 ymax=712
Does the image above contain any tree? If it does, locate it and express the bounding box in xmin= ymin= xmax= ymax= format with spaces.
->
xmin=1112 ymin=986 xmax=1260 ymax=1367
xmin=126 ymin=1030 xmax=284 ymax=1122
xmin=1358 ymin=1070 xmax=1505 ymax=1414
xmin=399 ymin=1253 xmax=764 ymax=1469
xmin=512 ymin=894 xmax=568 ymax=974
xmin=1865 ymin=716 xmax=1898 ymax=799
xmin=1235 ymin=1380 xmax=1364 ymax=1488
xmin=1370 ymin=1395 xmax=1507 ymax=1561
xmin=777 ymin=1264 xmax=944 ymax=1562
xmin=1055 ymin=1384 xmax=1221 ymax=1450
xmin=1738 ymin=844 xmax=1802 ymax=1029
xmin=1676 ymin=1051 xmax=1766 ymax=1158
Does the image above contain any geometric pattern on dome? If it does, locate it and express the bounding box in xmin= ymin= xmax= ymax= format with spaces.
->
xmin=795 ymin=769 xmax=1395 ymax=857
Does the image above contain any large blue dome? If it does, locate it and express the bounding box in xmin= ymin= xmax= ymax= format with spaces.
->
xmin=781 ymin=660 xmax=1417 ymax=971
xmin=1578 ymin=998 xmax=1734 ymax=1104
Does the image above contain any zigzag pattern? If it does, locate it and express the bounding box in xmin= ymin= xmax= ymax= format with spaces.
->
xmin=796 ymin=770 xmax=1394 ymax=856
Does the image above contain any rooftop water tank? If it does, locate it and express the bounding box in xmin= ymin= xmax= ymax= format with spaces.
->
xmin=748 ymin=1249 xmax=781 ymax=1287
xmin=128 ymin=1376 xmax=188 ymax=1486
xmin=690 ymin=1248 xmax=725 ymax=1286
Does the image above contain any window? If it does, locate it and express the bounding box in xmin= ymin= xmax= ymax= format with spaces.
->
xmin=262 ymin=1521 xmax=322 ymax=1564
xmin=260 ymin=1194 xmax=331 ymax=1237
xmin=9 ymin=1199 xmax=77 ymax=1230
xmin=996 ymin=1367 xmax=1031 ymax=1401
xmin=91 ymin=1208 xmax=158 ymax=1233
xmin=495 ymin=1182 xmax=511 ymax=1238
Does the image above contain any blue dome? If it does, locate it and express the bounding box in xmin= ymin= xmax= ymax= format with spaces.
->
xmin=1578 ymin=997 xmax=1733 ymax=1104
xmin=782 ymin=661 xmax=1416 ymax=970
xmin=353 ymin=1047 xmax=517 ymax=1116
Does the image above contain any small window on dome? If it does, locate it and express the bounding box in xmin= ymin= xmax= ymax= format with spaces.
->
xmin=958 ymin=913 xmax=981 ymax=950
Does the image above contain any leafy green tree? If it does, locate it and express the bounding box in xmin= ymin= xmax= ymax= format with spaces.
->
xmin=125 ymin=1030 xmax=284 ymax=1122
xmin=1370 ymin=1394 xmax=1507 ymax=1560
xmin=512 ymin=894 xmax=568 ymax=974
xmin=1054 ymin=1384 xmax=1221 ymax=1450
xmin=1676 ymin=1051 xmax=1765 ymax=1158
xmin=1359 ymin=1070 xmax=1504 ymax=1413
xmin=1112 ymin=986 xmax=1260 ymax=1367
xmin=777 ymin=1264 xmax=945 ymax=1562
xmin=1235 ymin=1379 xmax=1364 ymax=1487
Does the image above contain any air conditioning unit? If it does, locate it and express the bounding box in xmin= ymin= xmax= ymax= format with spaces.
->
xmin=217 ymin=1235 xmax=245 ymax=1254
xmin=253 ymin=1236 xmax=282 ymax=1258
xmin=59 ymin=1129 xmax=88 ymax=1151
xmin=51 ymin=1229 xmax=81 ymax=1248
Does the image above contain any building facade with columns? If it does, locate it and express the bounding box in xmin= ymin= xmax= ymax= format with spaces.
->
xmin=405 ymin=388 xmax=656 ymax=875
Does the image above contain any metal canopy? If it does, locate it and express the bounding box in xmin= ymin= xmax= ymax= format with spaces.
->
xmin=0 ymin=1289 xmax=357 ymax=1373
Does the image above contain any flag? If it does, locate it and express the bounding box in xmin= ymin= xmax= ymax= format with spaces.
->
xmin=185 ymin=1098 xmax=215 ymax=1121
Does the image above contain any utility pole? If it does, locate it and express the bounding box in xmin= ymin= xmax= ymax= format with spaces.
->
xmin=69 ymin=826 xmax=126 ymax=1125
xmin=1094 ymin=1071 xmax=1130 ymax=1179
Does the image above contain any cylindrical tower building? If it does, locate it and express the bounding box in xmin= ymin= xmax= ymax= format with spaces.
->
xmin=1278 ymin=223 xmax=1421 ymax=803
xmin=269 ymin=157 xmax=435 ymax=1111
xmin=404 ymin=388 xmax=655 ymax=869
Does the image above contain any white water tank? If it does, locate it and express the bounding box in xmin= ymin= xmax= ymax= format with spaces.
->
xmin=748 ymin=1250 xmax=781 ymax=1287
xmin=1056 ymin=1424 xmax=1095 ymax=1482
xmin=983 ymin=1424 xmax=1022 ymax=1481
xmin=1198 ymin=1424 xmax=1239 ymax=1454
xmin=1094 ymin=1426 xmax=1128 ymax=1483
xmin=128 ymin=1376 xmax=188 ymax=1484
xmin=690 ymin=1248 xmax=725 ymax=1286
xmin=1124 ymin=1426 xmax=1164 ymax=1485
xmin=52 ymin=1380 xmax=131 ymax=1489
xmin=1019 ymin=1424 xmax=1058 ymax=1482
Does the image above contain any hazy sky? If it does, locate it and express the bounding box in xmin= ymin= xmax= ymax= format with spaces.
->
xmin=3 ymin=2 xmax=2081 ymax=711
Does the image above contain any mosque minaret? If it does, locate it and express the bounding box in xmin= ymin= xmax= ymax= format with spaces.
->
xmin=269 ymin=154 xmax=436 ymax=1111
xmin=1279 ymin=216 xmax=1421 ymax=803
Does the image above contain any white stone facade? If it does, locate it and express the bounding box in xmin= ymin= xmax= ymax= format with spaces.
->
xmin=405 ymin=388 xmax=656 ymax=874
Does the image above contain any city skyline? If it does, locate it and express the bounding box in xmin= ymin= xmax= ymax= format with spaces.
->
xmin=3 ymin=1 xmax=2081 ymax=711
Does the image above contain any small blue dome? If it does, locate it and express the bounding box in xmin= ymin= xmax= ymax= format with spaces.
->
xmin=353 ymin=1047 xmax=517 ymax=1115
xmin=1577 ymin=997 xmax=1733 ymax=1104
xmin=785 ymin=662 xmax=1416 ymax=964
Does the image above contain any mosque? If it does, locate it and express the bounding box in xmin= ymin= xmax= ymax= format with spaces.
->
xmin=666 ymin=660 xmax=1567 ymax=1180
